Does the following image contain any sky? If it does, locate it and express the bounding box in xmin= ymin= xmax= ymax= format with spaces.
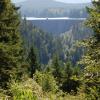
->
xmin=12 ymin=0 xmax=91 ymax=3
xmin=55 ymin=0 xmax=91 ymax=3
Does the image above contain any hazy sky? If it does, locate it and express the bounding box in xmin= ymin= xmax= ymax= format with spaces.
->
xmin=12 ymin=0 xmax=91 ymax=3
xmin=55 ymin=0 xmax=91 ymax=3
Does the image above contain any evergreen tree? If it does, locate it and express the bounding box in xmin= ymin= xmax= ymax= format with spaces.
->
xmin=34 ymin=71 xmax=58 ymax=93
xmin=27 ymin=46 xmax=40 ymax=78
xmin=80 ymin=0 xmax=100 ymax=99
xmin=0 ymin=0 xmax=23 ymax=88
xmin=51 ymin=54 xmax=63 ymax=85
xmin=61 ymin=62 xmax=81 ymax=93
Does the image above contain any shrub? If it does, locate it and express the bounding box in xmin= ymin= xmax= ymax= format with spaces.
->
xmin=34 ymin=71 xmax=58 ymax=93
xmin=0 ymin=89 xmax=12 ymax=100
xmin=10 ymin=78 xmax=43 ymax=100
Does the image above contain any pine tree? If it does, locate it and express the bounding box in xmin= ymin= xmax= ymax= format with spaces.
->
xmin=52 ymin=54 xmax=63 ymax=85
xmin=80 ymin=0 xmax=100 ymax=99
xmin=0 ymin=0 xmax=23 ymax=88
xmin=61 ymin=62 xmax=81 ymax=93
xmin=27 ymin=46 xmax=40 ymax=78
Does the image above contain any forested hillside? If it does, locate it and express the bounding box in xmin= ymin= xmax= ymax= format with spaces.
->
xmin=21 ymin=20 xmax=92 ymax=64
xmin=16 ymin=0 xmax=90 ymax=17
xmin=0 ymin=0 xmax=100 ymax=100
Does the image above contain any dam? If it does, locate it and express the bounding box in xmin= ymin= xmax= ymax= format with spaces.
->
xmin=23 ymin=17 xmax=86 ymax=34
xmin=23 ymin=17 xmax=86 ymax=21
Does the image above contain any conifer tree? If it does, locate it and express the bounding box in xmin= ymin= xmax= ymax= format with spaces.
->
xmin=62 ymin=62 xmax=80 ymax=93
xmin=27 ymin=46 xmax=40 ymax=78
xmin=52 ymin=54 xmax=63 ymax=85
xmin=0 ymin=0 xmax=23 ymax=88
xmin=80 ymin=0 xmax=100 ymax=99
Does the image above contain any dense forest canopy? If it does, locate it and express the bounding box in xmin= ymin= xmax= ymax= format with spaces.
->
xmin=0 ymin=0 xmax=100 ymax=100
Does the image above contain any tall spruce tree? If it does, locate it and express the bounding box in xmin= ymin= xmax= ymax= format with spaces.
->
xmin=27 ymin=46 xmax=40 ymax=78
xmin=0 ymin=0 xmax=23 ymax=88
xmin=52 ymin=54 xmax=63 ymax=85
xmin=80 ymin=0 xmax=100 ymax=99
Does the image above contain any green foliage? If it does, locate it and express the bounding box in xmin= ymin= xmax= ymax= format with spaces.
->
xmin=27 ymin=46 xmax=40 ymax=77
xmin=34 ymin=71 xmax=58 ymax=93
xmin=46 ymin=58 xmax=81 ymax=94
xmin=0 ymin=92 xmax=11 ymax=100
xmin=51 ymin=54 xmax=63 ymax=85
xmin=85 ymin=86 xmax=100 ymax=100
xmin=1 ymin=0 xmax=98 ymax=100
xmin=10 ymin=79 xmax=43 ymax=100
xmin=0 ymin=0 xmax=23 ymax=88
xmin=43 ymin=91 xmax=85 ymax=100
xmin=79 ymin=0 xmax=100 ymax=99
xmin=61 ymin=62 xmax=81 ymax=94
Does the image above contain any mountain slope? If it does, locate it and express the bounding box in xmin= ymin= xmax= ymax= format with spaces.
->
xmin=16 ymin=0 xmax=91 ymax=17
xmin=17 ymin=0 xmax=67 ymax=9
xmin=21 ymin=20 xmax=92 ymax=64
xmin=17 ymin=0 xmax=90 ymax=9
